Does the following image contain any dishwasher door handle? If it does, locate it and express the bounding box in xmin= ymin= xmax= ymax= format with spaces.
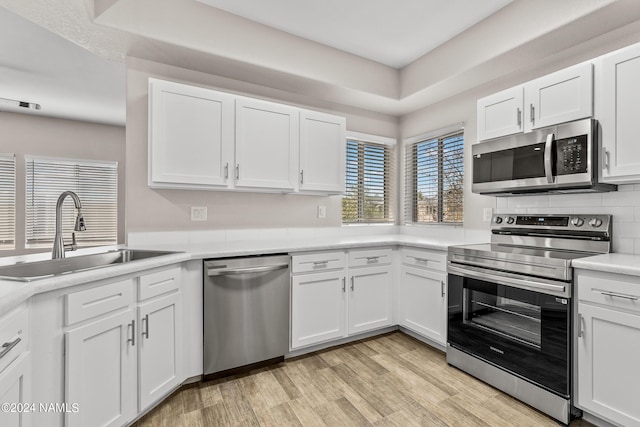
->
xmin=207 ymin=264 xmax=288 ymax=276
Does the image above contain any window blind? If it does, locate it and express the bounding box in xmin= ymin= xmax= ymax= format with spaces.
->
xmin=26 ymin=157 xmax=118 ymax=248
xmin=405 ymin=129 xmax=464 ymax=224
xmin=0 ymin=154 xmax=16 ymax=249
xmin=342 ymin=139 xmax=394 ymax=223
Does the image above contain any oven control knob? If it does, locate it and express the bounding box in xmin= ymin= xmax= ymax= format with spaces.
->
xmin=495 ymin=216 xmax=503 ymax=224
xmin=571 ymin=217 xmax=584 ymax=227
xmin=506 ymin=216 xmax=515 ymax=224
xmin=589 ymin=218 xmax=603 ymax=228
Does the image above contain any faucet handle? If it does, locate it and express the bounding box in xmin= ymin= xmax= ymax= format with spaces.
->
xmin=64 ymin=232 xmax=78 ymax=252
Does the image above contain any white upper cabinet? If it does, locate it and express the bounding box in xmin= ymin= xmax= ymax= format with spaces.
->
xmin=235 ymin=97 xmax=299 ymax=191
xmin=299 ymin=110 xmax=346 ymax=194
xmin=148 ymin=78 xmax=234 ymax=189
xmin=477 ymin=86 xmax=524 ymax=141
xmin=148 ymin=78 xmax=346 ymax=194
xmin=600 ymin=43 xmax=640 ymax=183
xmin=477 ymin=62 xmax=593 ymax=142
xmin=524 ymin=62 xmax=593 ymax=132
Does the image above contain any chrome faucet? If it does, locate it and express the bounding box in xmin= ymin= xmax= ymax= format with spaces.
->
xmin=52 ymin=191 xmax=86 ymax=259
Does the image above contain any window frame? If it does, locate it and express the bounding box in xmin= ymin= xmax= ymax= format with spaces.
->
xmin=404 ymin=125 xmax=464 ymax=225
xmin=342 ymin=132 xmax=396 ymax=225
xmin=0 ymin=154 xmax=16 ymax=250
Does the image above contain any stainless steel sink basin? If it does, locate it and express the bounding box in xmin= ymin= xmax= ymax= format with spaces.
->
xmin=0 ymin=249 xmax=179 ymax=282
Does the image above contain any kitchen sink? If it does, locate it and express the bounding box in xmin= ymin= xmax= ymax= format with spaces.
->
xmin=0 ymin=249 xmax=179 ymax=282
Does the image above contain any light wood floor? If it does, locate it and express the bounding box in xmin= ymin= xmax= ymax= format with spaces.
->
xmin=132 ymin=332 xmax=595 ymax=426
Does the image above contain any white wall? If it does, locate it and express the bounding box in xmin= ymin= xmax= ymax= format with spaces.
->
xmin=125 ymin=57 xmax=398 ymax=233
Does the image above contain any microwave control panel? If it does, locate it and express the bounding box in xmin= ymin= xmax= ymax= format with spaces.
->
xmin=556 ymin=134 xmax=587 ymax=175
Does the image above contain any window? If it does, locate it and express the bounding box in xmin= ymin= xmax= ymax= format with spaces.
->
xmin=405 ymin=127 xmax=464 ymax=224
xmin=342 ymin=134 xmax=395 ymax=224
xmin=0 ymin=154 xmax=16 ymax=250
xmin=26 ymin=156 xmax=118 ymax=248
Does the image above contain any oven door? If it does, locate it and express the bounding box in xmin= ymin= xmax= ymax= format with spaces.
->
xmin=447 ymin=264 xmax=570 ymax=397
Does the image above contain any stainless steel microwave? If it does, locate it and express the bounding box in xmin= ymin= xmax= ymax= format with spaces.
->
xmin=472 ymin=118 xmax=616 ymax=195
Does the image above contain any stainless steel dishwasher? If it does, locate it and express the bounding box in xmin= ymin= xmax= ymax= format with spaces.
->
xmin=203 ymin=254 xmax=290 ymax=378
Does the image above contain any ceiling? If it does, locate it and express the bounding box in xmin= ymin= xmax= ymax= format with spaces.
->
xmin=195 ymin=0 xmax=513 ymax=68
xmin=2 ymin=0 xmax=640 ymax=126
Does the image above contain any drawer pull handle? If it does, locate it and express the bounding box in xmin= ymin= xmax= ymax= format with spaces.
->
xmin=0 ymin=337 xmax=21 ymax=359
xmin=127 ymin=320 xmax=136 ymax=346
xmin=142 ymin=314 xmax=150 ymax=339
xmin=414 ymin=257 xmax=429 ymax=263
xmin=313 ymin=261 xmax=329 ymax=266
xmin=366 ymin=256 xmax=380 ymax=262
xmin=598 ymin=290 xmax=639 ymax=301
xmin=578 ymin=314 xmax=585 ymax=338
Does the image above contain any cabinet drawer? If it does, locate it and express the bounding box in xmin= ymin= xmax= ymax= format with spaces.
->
xmin=401 ymin=248 xmax=447 ymax=272
xmin=348 ymin=248 xmax=392 ymax=268
xmin=577 ymin=271 xmax=640 ymax=314
xmin=66 ymin=279 xmax=134 ymax=325
xmin=0 ymin=306 xmax=28 ymax=375
xmin=139 ymin=266 xmax=181 ymax=301
xmin=291 ymin=251 xmax=345 ymax=274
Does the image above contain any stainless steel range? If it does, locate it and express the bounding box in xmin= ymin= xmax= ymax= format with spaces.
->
xmin=447 ymin=213 xmax=612 ymax=425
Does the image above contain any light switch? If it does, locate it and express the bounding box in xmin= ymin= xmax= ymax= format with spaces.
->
xmin=318 ymin=205 xmax=327 ymax=219
xmin=191 ymin=206 xmax=208 ymax=221
xmin=483 ymin=207 xmax=493 ymax=222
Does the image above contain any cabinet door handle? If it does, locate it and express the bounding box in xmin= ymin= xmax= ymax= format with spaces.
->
xmin=578 ymin=314 xmax=585 ymax=338
xmin=516 ymin=108 xmax=522 ymax=128
xmin=530 ymin=104 xmax=535 ymax=124
xmin=351 ymin=276 xmax=354 ymax=291
xmin=602 ymin=148 xmax=609 ymax=171
xmin=598 ymin=290 xmax=639 ymax=301
xmin=441 ymin=281 xmax=446 ymax=298
xmin=0 ymin=337 xmax=21 ymax=359
xmin=300 ymin=170 xmax=304 ymax=184
xmin=342 ymin=277 xmax=346 ymax=293
xmin=127 ymin=320 xmax=136 ymax=346
xmin=142 ymin=314 xmax=150 ymax=339
xmin=224 ymin=163 xmax=229 ymax=179
xmin=235 ymin=164 xmax=240 ymax=180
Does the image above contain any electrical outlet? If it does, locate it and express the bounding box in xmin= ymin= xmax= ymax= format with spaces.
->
xmin=191 ymin=206 xmax=208 ymax=221
xmin=317 ymin=205 xmax=327 ymax=219
xmin=483 ymin=207 xmax=493 ymax=222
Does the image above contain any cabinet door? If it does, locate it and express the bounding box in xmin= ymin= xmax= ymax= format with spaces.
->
xmin=399 ymin=266 xmax=447 ymax=346
xmin=291 ymin=271 xmax=346 ymax=349
xmin=524 ymin=62 xmax=593 ymax=132
xmin=299 ymin=110 xmax=346 ymax=193
xmin=577 ymin=303 xmax=640 ymax=427
xmin=65 ymin=311 xmax=136 ymax=427
xmin=235 ymin=97 xmax=299 ymax=191
xmin=477 ymin=86 xmax=523 ymax=141
xmin=601 ymin=44 xmax=640 ymax=183
xmin=0 ymin=353 xmax=31 ymax=427
xmin=148 ymin=78 xmax=234 ymax=189
xmin=138 ymin=292 xmax=182 ymax=412
xmin=348 ymin=265 xmax=393 ymax=335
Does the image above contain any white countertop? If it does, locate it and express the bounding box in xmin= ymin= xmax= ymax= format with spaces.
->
xmin=572 ymin=253 xmax=640 ymax=277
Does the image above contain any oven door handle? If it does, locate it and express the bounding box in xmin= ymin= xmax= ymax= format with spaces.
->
xmin=448 ymin=264 xmax=568 ymax=297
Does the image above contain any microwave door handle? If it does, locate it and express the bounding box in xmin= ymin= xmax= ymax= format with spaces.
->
xmin=544 ymin=133 xmax=555 ymax=184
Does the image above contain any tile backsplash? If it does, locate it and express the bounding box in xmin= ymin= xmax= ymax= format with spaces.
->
xmin=495 ymin=184 xmax=640 ymax=254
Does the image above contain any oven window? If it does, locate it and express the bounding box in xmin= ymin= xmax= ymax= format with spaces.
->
xmin=465 ymin=289 xmax=541 ymax=348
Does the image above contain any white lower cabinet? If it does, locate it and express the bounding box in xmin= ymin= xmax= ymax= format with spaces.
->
xmin=290 ymin=248 xmax=393 ymax=350
xmin=399 ymin=248 xmax=447 ymax=346
xmin=138 ymin=292 xmax=182 ymax=410
xmin=0 ymin=304 xmax=31 ymax=427
xmin=348 ymin=265 xmax=393 ymax=335
xmin=576 ymin=269 xmax=640 ymax=427
xmin=65 ymin=311 xmax=136 ymax=427
xmin=291 ymin=270 xmax=346 ymax=349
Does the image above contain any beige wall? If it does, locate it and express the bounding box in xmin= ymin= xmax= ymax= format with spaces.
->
xmin=125 ymin=57 xmax=398 ymax=233
xmin=1 ymin=111 xmax=126 ymax=256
